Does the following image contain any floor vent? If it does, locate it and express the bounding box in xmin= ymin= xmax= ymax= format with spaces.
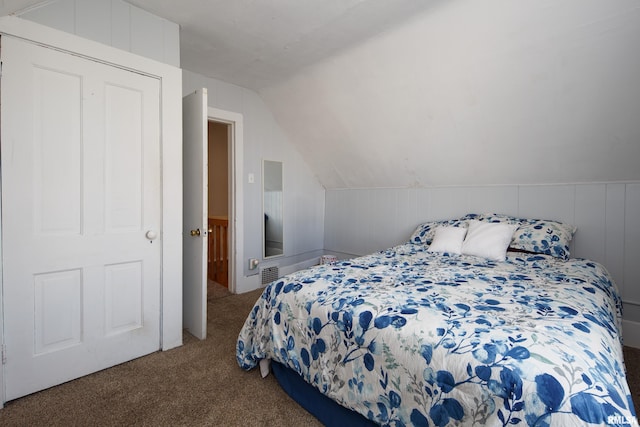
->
xmin=261 ymin=266 xmax=279 ymax=285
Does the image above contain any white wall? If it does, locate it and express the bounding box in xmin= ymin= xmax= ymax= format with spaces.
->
xmin=324 ymin=182 xmax=640 ymax=344
xmin=183 ymin=70 xmax=326 ymax=288
xmin=261 ymin=0 xmax=640 ymax=189
xmin=16 ymin=0 xmax=179 ymax=67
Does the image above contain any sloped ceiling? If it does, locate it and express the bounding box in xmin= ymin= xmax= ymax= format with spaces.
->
xmin=2 ymin=0 xmax=438 ymax=90
xmin=4 ymin=1 xmax=640 ymax=189
xmin=135 ymin=0 xmax=640 ymax=189
xmin=259 ymin=0 xmax=640 ymax=189
xmin=125 ymin=0 xmax=440 ymax=90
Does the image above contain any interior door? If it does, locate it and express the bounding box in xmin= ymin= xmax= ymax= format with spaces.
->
xmin=1 ymin=36 xmax=162 ymax=400
xmin=182 ymin=88 xmax=208 ymax=340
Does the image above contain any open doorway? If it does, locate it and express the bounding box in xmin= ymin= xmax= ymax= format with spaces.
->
xmin=207 ymin=120 xmax=231 ymax=299
xmin=183 ymin=91 xmax=243 ymax=339
xmin=205 ymin=104 xmax=244 ymax=302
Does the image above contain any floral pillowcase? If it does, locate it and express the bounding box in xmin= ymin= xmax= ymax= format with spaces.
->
xmin=465 ymin=213 xmax=577 ymax=260
xmin=411 ymin=213 xmax=577 ymax=260
xmin=409 ymin=218 xmax=469 ymax=246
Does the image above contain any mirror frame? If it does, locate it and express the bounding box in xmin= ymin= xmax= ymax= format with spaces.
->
xmin=262 ymin=159 xmax=284 ymax=259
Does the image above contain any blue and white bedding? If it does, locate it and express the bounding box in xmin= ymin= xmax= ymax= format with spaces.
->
xmin=237 ymin=243 xmax=637 ymax=426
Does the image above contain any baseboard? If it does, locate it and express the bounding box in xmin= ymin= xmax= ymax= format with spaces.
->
xmin=236 ymin=255 xmax=322 ymax=294
xmin=279 ymin=257 xmax=321 ymax=277
xmin=235 ymin=272 xmax=260 ymax=294
xmin=323 ymin=250 xmax=358 ymax=260
xmin=622 ymin=320 xmax=640 ymax=349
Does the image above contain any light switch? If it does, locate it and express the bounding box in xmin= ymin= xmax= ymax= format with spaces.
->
xmin=248 ymin=173 xmax=255 ymax=184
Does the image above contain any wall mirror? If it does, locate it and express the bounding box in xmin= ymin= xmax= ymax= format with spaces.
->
xmin=263 ymin=160 xmax=284 ymax=258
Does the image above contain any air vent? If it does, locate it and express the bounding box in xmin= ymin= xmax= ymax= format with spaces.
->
xmin=261 ymin=266 xmax=279 ymax=285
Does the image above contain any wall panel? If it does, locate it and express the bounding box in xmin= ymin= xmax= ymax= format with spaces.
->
xmin=467 ymin=186 xmax=519 ymax=217
xmin=162 ymin=19 xmax=180 ymax=66
xmin=19 ymin=0 xmax=75 ymax=33
xmin=18 ymin=0 xmax=179 ymax=67
xmin=76 ymin=0 xmax=110 ymax=44
xmin=415 ymin=189 xmax=431 ymax=222
xmin=395 ymin=188 xmax=419 ymax=246
xmin=430 ymin=187 xmax=469 ymax=220
xmin=517 ymin=185 xmax=576 ymax=224
xmin=625 ymin=184 xmax=640 ymax=305
xmin=130 ymin=5 xmax=164 ymax=64
xmin=605 ymin=184 xmax=626 ymax=291
xmin=574 ymin=184 xmax=606 ymax=262
xmin=324 ymin=182 xmax=640 ymax=326
xmin=110 ymin=0 xmax=130 ymax=51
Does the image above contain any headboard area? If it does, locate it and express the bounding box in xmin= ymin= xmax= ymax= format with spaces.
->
xmin=324 ymin=182 xmax=640 ymax=346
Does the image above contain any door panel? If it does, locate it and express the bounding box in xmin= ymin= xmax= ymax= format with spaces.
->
xmin=105 ymin=261 xmax=144 ymax=335
xmin=105 ymin=84 xmax=145 ymax=232
xmin=1 ymin=36 xmax=161 ymax=400
xmin=33 ymin=66 xmax=83 ymax=235
xmin=33 ymin=269 xmax=82 ymax=355
xmin=182 ymin=89 xmax=208 ymax=340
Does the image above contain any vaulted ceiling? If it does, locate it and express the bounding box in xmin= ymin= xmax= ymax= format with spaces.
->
xmin=126 ymin=0 xmax=441 ymax=90
xmin=135 ymin=1 xmax=640 ymax=189
xmin=3 ymin=0 xmax=640 ymax=189
xmin=2 ymin=0 xmax=436 ymax=91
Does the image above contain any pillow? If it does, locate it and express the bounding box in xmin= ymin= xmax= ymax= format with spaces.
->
xmin=470 ymin=213 xmax=577 ymax=260
xmin=461 ymin=220 xmax=518 ymax=261
xmin=427 ymin=226 xmax=468 ymax=254
xmin=410 ymin=218 xmax=469 ymax=245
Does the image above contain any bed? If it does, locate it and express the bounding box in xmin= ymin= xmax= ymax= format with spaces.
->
xmin=236 ymin=213 xmax=637 ymax=426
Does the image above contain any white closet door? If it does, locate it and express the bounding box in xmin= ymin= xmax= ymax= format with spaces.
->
xmin=1 ymin=36 xmax=162 ymax=401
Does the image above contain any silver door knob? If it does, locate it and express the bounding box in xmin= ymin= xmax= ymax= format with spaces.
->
xmin=146 ymin=230 xmax=158 ymax=240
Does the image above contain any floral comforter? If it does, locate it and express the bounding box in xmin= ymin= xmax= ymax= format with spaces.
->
xmin=236 ymin=243 xmax=637 ymax=426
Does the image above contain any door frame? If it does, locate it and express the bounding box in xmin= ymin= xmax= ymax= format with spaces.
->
xmin=0 ymin=16 xmax=183 ymax=406
xmin=207 ymin=107 xmax=244 ymax=295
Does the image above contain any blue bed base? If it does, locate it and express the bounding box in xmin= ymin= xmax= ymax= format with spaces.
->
xmin=271 ymin=361 xmax=377 ymax=426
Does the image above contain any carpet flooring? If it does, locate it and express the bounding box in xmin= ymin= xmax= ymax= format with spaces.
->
xmin=208 ymin=280 xmax=232 ymax=300
xmin=0 ymin=288 xmax=638 ymax=426
xmin=0 ymin=287 xmax=321 ymax=426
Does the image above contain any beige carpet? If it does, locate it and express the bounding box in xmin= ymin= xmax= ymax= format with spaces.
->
xmin=208 ymin=279 xmax=232 ymax=300
xmin=0 ymin=288 xmax=322 ymax=427
xmin=0 ymin=288 xmax=638 ymax=426
xmin=626 ymin=345 xmax=640 ymax=413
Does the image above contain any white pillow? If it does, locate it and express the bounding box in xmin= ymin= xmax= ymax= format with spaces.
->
xmin=461 ymin=220 xmax=518 ymax=261
xmin=427 ymin=226 xmax=467 ymax=254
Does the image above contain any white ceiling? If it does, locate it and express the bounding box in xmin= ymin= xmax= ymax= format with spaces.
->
xmin=114 ymin=0 xmax=438 ymax=90
xmin=4 ymin=1 xmax=638 ymax=190
xmin=1 ymin=0 xmax=438 ymax=90
xmin=123 ymin=0 xmax=437 ymax=90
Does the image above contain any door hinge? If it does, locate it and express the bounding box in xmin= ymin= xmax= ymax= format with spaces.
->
xmin=1 ymin=345 xmax=6 ymax=365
